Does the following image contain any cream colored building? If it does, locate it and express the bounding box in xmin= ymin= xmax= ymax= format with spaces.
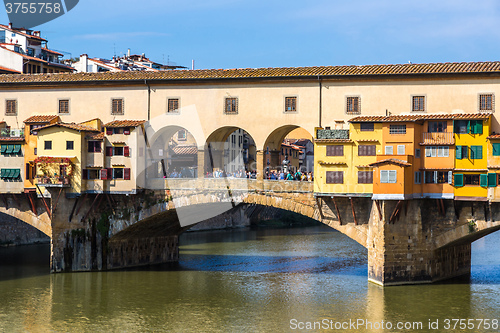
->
xmin=1 ymin=62 xmax=500 ymax=182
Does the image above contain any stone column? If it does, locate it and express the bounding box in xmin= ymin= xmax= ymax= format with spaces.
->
xmin=256 ymin=150 xmax=264 ymax=180
xmin=197 ymin=149 xmax=205 ymax=178
xmin=367 ymin=199 xmax=472 ymax=286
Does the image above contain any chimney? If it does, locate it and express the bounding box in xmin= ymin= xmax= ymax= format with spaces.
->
xmin=192 ymin=59 xmax=195 ymax=70
xmin=80 ymin=54 xmax=88 ymax=72
xmin=127 ymin=48 xmax=130 ymax=58
xmin=8 ymin=23 xmax=12 ymax=29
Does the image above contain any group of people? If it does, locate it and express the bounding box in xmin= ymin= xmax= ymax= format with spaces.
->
xmin=265 ymin=169 xmax=313 ymax=181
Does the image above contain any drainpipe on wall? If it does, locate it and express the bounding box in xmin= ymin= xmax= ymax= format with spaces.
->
xmin=145 ymin=79 xmax=151 ymax=121
xmin=318 ymin=76 xmax=322 ymax=128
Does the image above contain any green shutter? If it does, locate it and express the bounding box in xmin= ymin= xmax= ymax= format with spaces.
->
xmin=493 ymin=143 xmax=500 ymax=156
xmin=0 ymin=145 xmax=6 ymax=154
xmin=480 ymin=174 xmax=488 ymax=187
xmin=456 ymin=146 xmax=462 ymax=159
xmin=0 ymin=169 xmax=6 ymax=178
xmin=11 ymin=169 xmax=20 ymax=179
xmin=454 ymin=174 xmax=464 ymax=187
xmin=471 ymin=146 xmax=483 ymax=160
xmin=12 ymin=145 xmax=20 ymax=154
xmin=467 ymin=120 xmax=471 ymax=134
xmin=3 ymin=169 xmax=12 ymax=178
xmin=488 ymin=173 xmax=497 ymax=187
xmin=5 ymin=145 xmax=13 ymax=154
xmin=475 ymin=121 xmax=483 ymax=134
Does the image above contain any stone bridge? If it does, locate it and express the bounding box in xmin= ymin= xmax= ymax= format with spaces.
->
xmin=2 ymin=179 xmax=500 ymax=286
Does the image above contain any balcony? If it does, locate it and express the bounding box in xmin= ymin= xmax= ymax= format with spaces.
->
xmin=421 ymin=132 xmax=454 ymax=145
xmin=36 ymin=176 xmax=71 ymax=187
xmin=0 ymin=128 xmax=24 ymax=139
xmin=316 ymin=129 xmax=349 ymax=140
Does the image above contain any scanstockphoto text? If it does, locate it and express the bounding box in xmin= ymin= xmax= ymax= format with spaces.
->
xmin=289 ymin=318 xmax=499 ymax=331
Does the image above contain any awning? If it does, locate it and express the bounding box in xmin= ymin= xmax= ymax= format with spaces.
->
xmin=1 ymin=169 xmax=20 ymax=179
xmin=12 ymin=145 xmax=21 ymax=154
xmin=5 ymin=145 xmax=13 ymax=154
xmin=0 ymin=145 xmax=6 ymax=154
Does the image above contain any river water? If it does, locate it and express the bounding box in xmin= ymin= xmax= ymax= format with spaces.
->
xmin=0 ymin=225 xmax=499 ymax=332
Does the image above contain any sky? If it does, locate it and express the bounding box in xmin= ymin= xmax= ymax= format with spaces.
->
xmin=2 ymin=0 xmax=500 ymax=69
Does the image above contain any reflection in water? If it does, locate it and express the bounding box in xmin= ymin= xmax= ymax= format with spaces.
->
xmin=0 ymin=226 xmax=499 ymax=332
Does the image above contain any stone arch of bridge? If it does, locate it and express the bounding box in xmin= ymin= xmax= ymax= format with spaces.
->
xmin=0 ymin=208 xmax=51 ymax=238
xmin=145 ymin=125 xmax=199 ymax=178
xmin=108 ymin=187 xmax=368 ymax=248
xmin=433 ymin=222 xmax=500 ymax=250
xmin=262 ymin=125 xmax=313 ymax=173
xmin=204 ymin=126 xmax=257 ymax=175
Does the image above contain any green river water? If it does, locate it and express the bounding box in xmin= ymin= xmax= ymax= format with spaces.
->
xmin=0 ymin=225 xmax=499 ymax=332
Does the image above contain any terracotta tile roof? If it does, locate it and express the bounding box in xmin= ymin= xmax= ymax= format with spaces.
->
xmin=369 ymin=158 xmax=412 ymax=167
xmin=0 ymin=137 xmax=25 ymax=142
xmin=87 ymin=132 xmax=104 ymax=140
xmin=356 ymin=139 xmax=380 ymax=142
xmin=318 ymin=161 xmax=347 ymax=165
xmin=314 ymin=139 xmax=353 ymax=143
xmin=42 ymin=47 xmax=63 ymax=56
xmin=37 ymin=122 xmax=100 ymax=132
xmin=1 ymin=61 xmax=500 ymax=84
xmin=172 ymin=145 xmax=198 ymax=155
xmin=0 ymin=65 xmax=21 ymax=74
xmin=487 ymin=134 xmax=500 ymax=140
xmin=104 ymin=120 xmax=145 ymax=128
xmin=24 ymin=115 xmax=59 ymax=123
xmin=350 ymin=113 xmax=491 ymax=123
xmin=0 ymin=24 xmax=47 ymax=42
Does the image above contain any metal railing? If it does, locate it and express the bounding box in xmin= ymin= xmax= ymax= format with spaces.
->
xmin=421 ymin=132 xmax=454 ymax=145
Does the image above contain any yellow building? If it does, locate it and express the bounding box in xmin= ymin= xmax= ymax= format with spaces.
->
xmin=453 ymin=114 xmax=491 ymax=201
xmin=314 ymin=121 xmax=382 ymax=197
xmin=23 ymin=115 xmax=60 ymax=191
xmin=36 ymin=122 xmax=100 ymax=194
xmin=486 ymin=133 xmax=500 ymax=201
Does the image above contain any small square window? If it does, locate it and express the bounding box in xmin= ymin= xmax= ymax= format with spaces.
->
xmin=385 ymin=146 xmax=393 ymax=155
xmin=412 ymin=96 xmax=425 ymax=112
xmin=284 ymin=97 xmax=297 ymax=112
xmin=44 ymin=141 xmax=52 ymax=150
xmin=5 ymin=100 xmax=17 ymax=116
xmin=59 ymin=99 xmax=69 ymax=114
xmin=113 ymin=168 xmax=124 ymax=179
xmin=168 ymin=98 xmax=179 ymax=113
xmin=346 ymin=96 xmax=360 ymax=114
xmin=479 ymin=93 xmax=494 ymax=112
xmin=66 ymin=141 xmax=74 ymax=150
xmin=224 ymin=97 xmax=238 ymax=114
xmin=111 ymin=98 xmax=124 ymax=115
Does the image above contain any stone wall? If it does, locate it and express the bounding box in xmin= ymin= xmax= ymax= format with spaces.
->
xmin=0 ymin=212 xmax=49 ymax=246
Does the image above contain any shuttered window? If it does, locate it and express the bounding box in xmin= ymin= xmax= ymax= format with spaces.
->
xmin=358 ymin=145 xmax=376 ymax=156
xmin=397 ymin=145 xmax=405 ymax=155
xmin=488 ymin=173 xmax=497 ymax=187
xmin=454 ymin=174 xmax=464 ymax=187
xmin=456 ymin=146 xmax=468 ymax=159
xmin=493 ymin=143 xmax=500 ymax=156
xmin=358 ymin=171 xmax=373 ymax=184
xmin=380 ymin=170 xmax=397 ymax=183
xmin=326 ymin=145 xmax=343 ymax=156
xmin=326 ymin=171 xmax=343 ymax=184
xmin=124 ymin=168 xmax=131 ymax=180
xmin=124 ymin=146 xmax=130 ymax=157
xmin=470 ymin=146 xmax=483 ymax=160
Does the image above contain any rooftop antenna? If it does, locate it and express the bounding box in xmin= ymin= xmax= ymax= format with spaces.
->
xmin=113 ymin=43 xmax=116 ymax=57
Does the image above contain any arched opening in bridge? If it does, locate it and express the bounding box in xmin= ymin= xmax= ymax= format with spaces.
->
xmin=0 ymin=212 xmax=50 ymax=246
xmin=204 ymin=127 xmax=256 ymax=177
xmin=147 ymin=126 xmax=199 ymax=178
xmin=263 ymin=125 xmax=314 ymax=179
